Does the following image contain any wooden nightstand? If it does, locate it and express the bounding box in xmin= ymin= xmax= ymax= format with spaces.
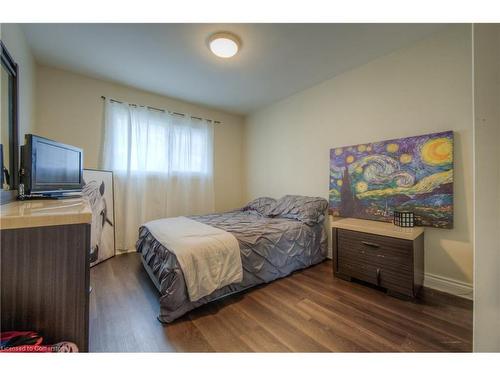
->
xmin=331 ymin=218 xmax=424 ymax=299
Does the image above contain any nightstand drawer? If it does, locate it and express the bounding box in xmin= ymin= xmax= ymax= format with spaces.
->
xmin=338 ymin=229 xmax=413 ymax=270
xmin=338 ymin=259 xmax=414 ymax=295
xmin=336 ymin=228 xmax=416 ymax=296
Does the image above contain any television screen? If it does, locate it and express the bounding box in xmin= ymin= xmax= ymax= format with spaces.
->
xmin=22 ymin=134 xmax=83 ymax=195
xmin=35 ymin=140 xmax=81 ymax=185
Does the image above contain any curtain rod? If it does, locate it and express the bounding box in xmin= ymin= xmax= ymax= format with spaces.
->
xmin=100 ymin=96 xmax=221 ymax=124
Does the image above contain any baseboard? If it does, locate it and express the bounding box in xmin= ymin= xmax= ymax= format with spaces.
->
xmin=424 ymin=273 xmax=473 ymax=300
xmin=117 ymin=248 xmax=136 ymax=255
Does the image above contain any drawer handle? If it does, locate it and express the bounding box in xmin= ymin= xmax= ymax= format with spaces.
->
xmin=362 ymin=241 xmax=380 ymax=248
xmin=376 ymin=268 xmax=381 ymax=285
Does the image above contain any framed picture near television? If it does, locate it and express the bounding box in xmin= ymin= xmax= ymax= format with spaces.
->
xmin=83 ymin=169 xmax=116 ymax=267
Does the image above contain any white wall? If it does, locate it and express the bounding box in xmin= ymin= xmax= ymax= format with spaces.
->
xmin=35 ymin=65 xmax=246 ymax=212
xmin=245 ymin=25 xmax=474 ymax=290
xmin=473 ymin=23 xmax=500 ymax=352
xmin=0 ymin=24 xmax=36 ymax=145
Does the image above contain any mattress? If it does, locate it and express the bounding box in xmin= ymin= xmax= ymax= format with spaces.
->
xmin=136 ymin=209 xmax=328 ymax=323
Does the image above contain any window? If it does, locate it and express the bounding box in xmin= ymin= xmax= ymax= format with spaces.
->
xmin=101 ymin=99 xmax=215 ymax=251
xmin=102 ymin=100 xmax=213 ymax=176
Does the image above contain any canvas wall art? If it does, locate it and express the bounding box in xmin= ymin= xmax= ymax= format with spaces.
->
xmin=329 ymin=131 xmax=454 ymax=228
xmin=83 ymin=169 xmax=116 ymax=266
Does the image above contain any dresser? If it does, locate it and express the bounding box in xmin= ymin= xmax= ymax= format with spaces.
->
xmin=0 ymin=198 xmax=92 ymax=351
xmin=331 ymin=218 xmax=424 ymax=299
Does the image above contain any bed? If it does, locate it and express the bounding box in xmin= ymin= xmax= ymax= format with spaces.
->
xmin=136 ymin=195 xmax=328 ymax=323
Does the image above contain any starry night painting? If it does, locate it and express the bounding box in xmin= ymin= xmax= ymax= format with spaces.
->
xmin=329 ymin=131 xmax=454 ymax=228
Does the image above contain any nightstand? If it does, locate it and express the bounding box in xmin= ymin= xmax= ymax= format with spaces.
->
xmin=331 ymin=217 xmax=424 ymax=299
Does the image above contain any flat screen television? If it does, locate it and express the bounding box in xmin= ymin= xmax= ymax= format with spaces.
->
xmin=20 ymin=134 xmax=83 ymax=197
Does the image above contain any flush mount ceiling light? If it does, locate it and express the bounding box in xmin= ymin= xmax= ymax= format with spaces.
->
xmin=208 ymin=32 xmax=240 ymax=58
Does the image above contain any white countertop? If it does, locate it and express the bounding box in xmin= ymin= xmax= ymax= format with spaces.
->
xmin=330 ymin=217 xmax=424 ymax=241
xmin=0 ymin=197 xmax=92 ymax=230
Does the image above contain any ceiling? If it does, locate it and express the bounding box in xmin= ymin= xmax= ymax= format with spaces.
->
xmin=23 ymin=24 xmax=447 ymax=115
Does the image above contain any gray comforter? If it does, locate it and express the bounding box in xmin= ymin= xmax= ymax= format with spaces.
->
xmin=136 ymin=209 xmax=327 ymax=323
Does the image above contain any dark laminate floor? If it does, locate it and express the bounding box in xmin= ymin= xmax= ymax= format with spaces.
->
xmin=89 ymin=253 xmax=473 ymax=352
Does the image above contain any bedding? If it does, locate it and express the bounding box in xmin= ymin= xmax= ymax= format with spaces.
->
xmin=137 ymin=202 xmax=328 ymax=323
xmin=144 ymin=216 xmax=242 ymax=302
xmin=243 ymin=196 xmax=276 ymax=216
xmin=267 ymin=195 xmax=329 ymax=225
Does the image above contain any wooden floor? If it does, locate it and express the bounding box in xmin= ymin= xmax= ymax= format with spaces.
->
xmin=89 ymin=253 xmax=472 ymax=352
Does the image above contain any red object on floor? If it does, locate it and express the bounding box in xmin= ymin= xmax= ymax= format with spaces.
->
xmin=0 ymin=331 xmax=78 ymax=352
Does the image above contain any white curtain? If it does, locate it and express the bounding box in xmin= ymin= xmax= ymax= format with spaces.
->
xmin=102 ymin=99 xmax=214 ymax=251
